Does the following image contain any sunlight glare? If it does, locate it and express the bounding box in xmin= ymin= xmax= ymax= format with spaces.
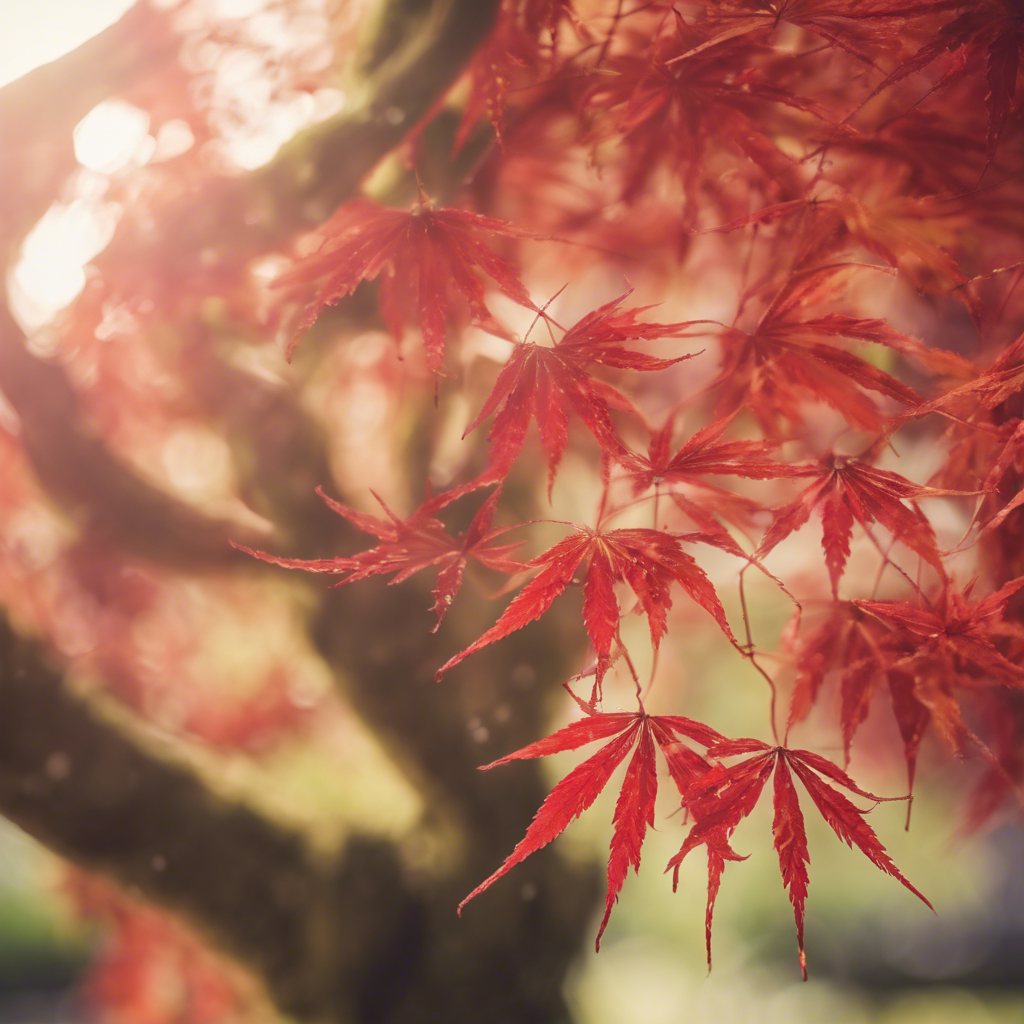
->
xmin=3 ymin=0 xmax=139 ymax=330
xmin=74 ymin=100 xmax=152 ymax=173
xmin=0 ymin=0 xmax=136 ymax=88
xmin=10 ymin=200 xmax=121 ymax=331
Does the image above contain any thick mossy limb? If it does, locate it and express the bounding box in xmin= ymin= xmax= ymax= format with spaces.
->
xmin=0 ymin=613 xmax=421 ymax=1023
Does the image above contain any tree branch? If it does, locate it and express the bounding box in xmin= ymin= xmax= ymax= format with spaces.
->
xmin=256 ymin=0 xmax=502 ymax=219
xmin=0 ymin=5 xmax=602 ymax=1020
xmin=0 ymin=0 xmax=501 ymax=569
xmin=0 ymin=612 xmax=431 ymax=1023
xmin=0 ymin=306 xmax=271 ymax=567
xmin=0 ymin=589 xmax=596 ymax=1024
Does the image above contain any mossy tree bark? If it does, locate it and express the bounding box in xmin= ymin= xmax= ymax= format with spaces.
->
xmin=0 ymin=2 xmax=600 ymax=1021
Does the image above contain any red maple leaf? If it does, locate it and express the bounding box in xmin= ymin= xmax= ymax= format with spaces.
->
xmin=757 ymin=451 xmax=951 ymax=598
xmin=861 ymin=0 xmax=1023 ymax=158
xmin=623 ymin=415 xmax=785 ymax=489
xmin=620 ymin=415 xmax=786 ymax=553
xmin=785 ymin=602 xmax=931 ymax=806
xmin=716 ymin=190 xmax=977 ymax=314
xmin=704 ymin=0 xmax=908 ymax=66
xmin=465 ymin=290 xmax=698 ymax=488
xmin=457 ymin=706 xmax=724 ymax=949
xmin=277 ymin=193 xmax=538 ymax=370
xmin=917 ymin=330 xmax=1024 ymax=423
xmin=787 ymin=579 xmax=1024 ymax=822
xmin=975 ymin=419 xmax=1024 ymax=535
xmin=436 ymin=524 xmax=736 ymax=692
xmin=453 ymin=5 xmax=554 ymax=153
xmin=668 ymin=739 xmax=931 ymax=978
xmin=711 ymin=266 xmax=970 ymax=432
xmin=787 ymin=602 xmax=885 ymax=759
xmin=576 ymin=11 xmax=827 ymax=203
xmin=856 ymin=577 xmax=1024 ymax=693
xmin=850 ymin=578 xmax=1024 ymax=767
xmin=964 ymin=690 xmax=1024 ymax=831
xmin=926 ymin=414 xmax=1024 ymax=550
xmin=232 ymin=484 xmax=525 ymax=629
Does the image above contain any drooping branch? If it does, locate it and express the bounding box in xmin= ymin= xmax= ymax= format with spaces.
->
xmin=256 ymin=0 xmax=503 ymax=219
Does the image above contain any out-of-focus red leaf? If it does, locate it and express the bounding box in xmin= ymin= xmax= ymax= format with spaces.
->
xmin=715 ymin=191 xmax=977 ymax=316
xmin=856 ymin=576 xmax=1024 ymax=692
xmin=712 ymin=267 xmax=969 ymax=432
xmin=791 ymin=580 xmax=1024 ymax=817
xmin=917 ymin=331 xmax=1024 ymax=422
xmin=576 ymin=12 xmax=826 ymax=203
xmin=278 ymin=195 xmax=539 ymax=369
xmin=861 ymin=0 xmax=1022 ymax=158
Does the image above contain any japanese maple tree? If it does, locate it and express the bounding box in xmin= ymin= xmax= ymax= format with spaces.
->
xmin=2 ymin=1 xmax=1024 ymax=1022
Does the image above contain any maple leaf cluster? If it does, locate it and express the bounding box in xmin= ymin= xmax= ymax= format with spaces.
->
xmin=19 ymin=0 xmax=1024 ymax=991
xmin=223 ymin=0 xmax=1024 ymax=976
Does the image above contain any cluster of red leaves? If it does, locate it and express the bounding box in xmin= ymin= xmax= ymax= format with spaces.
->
xmin=456 ymin=704 xmax=931 ymax=978
xmin=436 ymin=522 xmax=736 ymax=693
xmin=267 ymin=0 xmax=1024 ymax=972
xmin=72 ymin=0 xmax=1024 ymax=982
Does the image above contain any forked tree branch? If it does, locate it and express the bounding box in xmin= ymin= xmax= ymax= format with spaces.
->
xmin=0 ymin=3 xmax=600 ymax=1021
